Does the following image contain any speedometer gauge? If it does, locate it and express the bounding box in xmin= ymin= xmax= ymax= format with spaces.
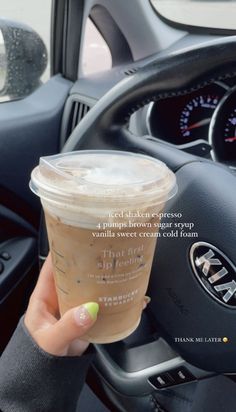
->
xmin=210 ymin=87 xmax=236 ymax=163
xmin=224 ymin=110 xmax=236 ymax=145
xmin=147 ymin=83 xmax=226 ymax=146
xmin=180 ymin=95 xmax=220 ymax=140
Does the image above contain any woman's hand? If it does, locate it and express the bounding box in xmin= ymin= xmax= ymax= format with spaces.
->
xmin=24 ymin=255 xmax=99 ymax=357
xmin=25 ymin=254 xmax=151 ymax=357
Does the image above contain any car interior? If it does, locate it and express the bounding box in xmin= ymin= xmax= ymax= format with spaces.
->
xmin=0 ymin=0 xmax=236 ymax=411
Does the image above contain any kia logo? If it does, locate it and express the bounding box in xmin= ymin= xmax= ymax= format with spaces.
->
xmin=190 ymin=242 xmax=236 ymax=308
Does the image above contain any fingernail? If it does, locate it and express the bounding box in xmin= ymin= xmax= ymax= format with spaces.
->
xmin=143 ymin=296 xmax=151 ymax=309
xmin=144 ymin=296 xmax=151 ymax=304
xmin=84 ymin=302 xmax=99 ymax=320
xmin=74 ymin=302 xmax=99 ymax=327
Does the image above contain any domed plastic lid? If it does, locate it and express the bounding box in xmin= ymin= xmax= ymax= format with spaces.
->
xmin=30 ymin=150 xmax=177 ymax=207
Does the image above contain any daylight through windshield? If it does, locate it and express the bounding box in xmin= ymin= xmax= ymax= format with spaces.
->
xmin=151 ymin=0 xmax=236 ymax=31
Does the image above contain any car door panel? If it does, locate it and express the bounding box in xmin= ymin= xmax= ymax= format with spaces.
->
xmin=0 ymin=75 xmax=72 ymax=350
xmin=0 ymin=237 xmax=37 ymax=352
xmin=0 ymin=204 xmax=37 ymax=241
xmin=0 ymin=237 xmax=37 ymax=302
xmin=0 ymin=75 xmax=72 ymax=211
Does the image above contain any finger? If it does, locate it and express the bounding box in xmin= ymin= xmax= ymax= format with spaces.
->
xmin=31 ymin=254 xmax=58 ymax=314
xmin=143 ymin=296 xmax=151 ymax=310
xmin=37 ymin=302 xmax=99 ymax=356
xmin=67 ymin=339 xmax=90 ymax=356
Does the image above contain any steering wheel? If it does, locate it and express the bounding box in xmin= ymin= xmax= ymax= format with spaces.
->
xmin=40 ymin=36 xmax=236 ymax=390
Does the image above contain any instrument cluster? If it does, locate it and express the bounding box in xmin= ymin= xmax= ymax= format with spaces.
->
xmin=146 ymin=79 xmax=236 ymax=164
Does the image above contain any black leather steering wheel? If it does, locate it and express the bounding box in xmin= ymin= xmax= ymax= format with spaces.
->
xmin=40 ymin=36 xmax=236 ymax=374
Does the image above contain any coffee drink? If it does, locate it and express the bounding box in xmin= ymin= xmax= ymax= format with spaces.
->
xmin=30 ymin=151 xmax=177 ymax=343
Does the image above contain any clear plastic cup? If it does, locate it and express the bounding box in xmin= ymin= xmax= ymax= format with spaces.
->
xmin=30 ymin=150 xmax=177 ymax=343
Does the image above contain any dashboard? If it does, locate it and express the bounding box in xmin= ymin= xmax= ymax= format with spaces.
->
xmin=132 ymin=77 xmax=236 ymax=166
xmin=74 ymin=33 xmax=236 ymax=167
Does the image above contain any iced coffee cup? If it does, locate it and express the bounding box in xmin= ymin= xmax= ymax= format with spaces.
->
xmin=30 ymin=150 xmax=177 ymax=343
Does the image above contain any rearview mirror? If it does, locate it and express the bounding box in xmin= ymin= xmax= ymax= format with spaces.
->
xmin=0 ymin=19 xmax=48 ymax=100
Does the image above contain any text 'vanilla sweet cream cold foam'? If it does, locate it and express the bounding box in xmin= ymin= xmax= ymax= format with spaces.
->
xmin=30 ymin=150 xmax=177 ymax=343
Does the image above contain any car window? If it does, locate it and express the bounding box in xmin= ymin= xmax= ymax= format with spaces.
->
xmin=82 ymin=18 xmax=112 ymax=76
xmin=151 ymin=0 xmax=236 ymax=31
xmin=0 ymin=0 xmax=51 ymax=102
xmin=0 ymin=30 xmax=6 ymax=92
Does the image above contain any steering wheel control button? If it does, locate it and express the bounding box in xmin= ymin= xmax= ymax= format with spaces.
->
xmin=0 ymin=261 xmax=4 ymax=274
xmin=0 ymin=251 xmax=11 ymax=261
xmin=168 ymin=367 xmax=196 ymax=385
xmin=148 ymin=373 xmax=174 ymax=389
xmin=190 ymin=242 xmax=236 ymax=308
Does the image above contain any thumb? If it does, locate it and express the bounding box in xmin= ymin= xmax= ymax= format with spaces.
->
xmin=40 ymin=302 xmax=99 ymax=356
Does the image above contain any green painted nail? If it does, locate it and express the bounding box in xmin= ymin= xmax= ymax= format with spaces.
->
xmin=83 ymin=302 xmax=99 ymax=321
xmin=144 ymin=296 xmax=151 ymax=304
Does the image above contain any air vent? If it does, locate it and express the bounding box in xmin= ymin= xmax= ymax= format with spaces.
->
xmin=124 ymin=67 xmax=139 ymax=76
xmin=60 ymin=97 xmax=93 ymax=147
xmin=68 ymin=100 xmax=91 ymax=135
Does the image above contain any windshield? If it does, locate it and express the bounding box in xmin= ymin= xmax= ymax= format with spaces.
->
xmin=151 ymin=0 xmax=236 ymax=31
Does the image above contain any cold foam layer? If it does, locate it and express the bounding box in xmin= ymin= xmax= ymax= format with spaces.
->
xmin=30 ymin=150 xmax=177 ymax=227
xmin=54 ymin=153 xmax=166 ymax=187
xmin=42 ymin=198 xmax=165 ymax=229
